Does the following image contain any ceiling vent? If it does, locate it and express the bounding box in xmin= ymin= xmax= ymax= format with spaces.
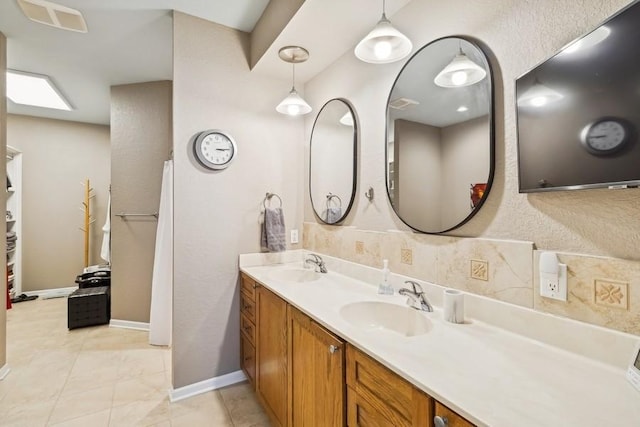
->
xmin=389 ymin=97 xmax=419 ymax=110
xmin=17 ymin=0 xmax=87 ymax=33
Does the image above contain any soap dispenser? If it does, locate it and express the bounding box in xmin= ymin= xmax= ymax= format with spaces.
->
xmin=378 ymin=259 xmax=393 ymax=295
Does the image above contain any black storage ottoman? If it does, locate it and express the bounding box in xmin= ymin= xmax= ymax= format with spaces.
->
xmin=68 ymin=286 xmax=110 ymax=329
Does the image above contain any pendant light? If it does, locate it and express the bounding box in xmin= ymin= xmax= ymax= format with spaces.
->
xmin=276 ymin=46 xmax=312 ymax=116
xmin=517 ymin=78 xmax=563 ymax=108
xmin=434 ymin=47 xmax=487 ymax=88
xmin=354 ymin=0 xmax=412 ymax=64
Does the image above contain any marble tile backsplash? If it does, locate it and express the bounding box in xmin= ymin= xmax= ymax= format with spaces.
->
xmin=303 ymin=222 xmax=640 ymax=336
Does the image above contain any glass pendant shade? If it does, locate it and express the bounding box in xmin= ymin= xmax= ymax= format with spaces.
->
xmin=517 ymin=81 xmax=563 ymax=108
xmin=434 ymin=52 xmax=487 ymax=87
xmin=276 ymin=87 xmax=312 ymax=116
xmin=355 ymin=14 xmax=412 ymax=64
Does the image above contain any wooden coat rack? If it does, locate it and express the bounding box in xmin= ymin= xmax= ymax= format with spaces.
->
xmin=79 ymin=179 xmax=95 ymax=268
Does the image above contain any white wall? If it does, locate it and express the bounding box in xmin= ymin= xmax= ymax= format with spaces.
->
xmin=303 ymin=0 xmax=640 ymax=261
xmin=7 ymin=114 xmax=110 ymax=291
xmin=173 ymin=12 xmax=304 ymax=388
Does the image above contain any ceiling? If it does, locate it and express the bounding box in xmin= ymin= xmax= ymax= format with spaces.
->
xmin=0 ymin=0 xmax=411 ymax=125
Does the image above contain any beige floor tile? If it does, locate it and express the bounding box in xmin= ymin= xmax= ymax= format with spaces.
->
xmin=108 ymin=397 xmax=170 ymax=426
xmin=48 ymin=384 xmax=115 ymax=425
xmin=4 ymin=294 xmax=268 ymax=427
xmin=48 ymin=408 xmax=111 ymax=427
xmin=113 ymin=372 xmax=169 ymax=407
xmin=0 ymin=398 xmax=56 ymax=427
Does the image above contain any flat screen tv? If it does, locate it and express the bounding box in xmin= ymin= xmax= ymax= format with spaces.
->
xmin=516 ymin=1 xmax=640 ymax=192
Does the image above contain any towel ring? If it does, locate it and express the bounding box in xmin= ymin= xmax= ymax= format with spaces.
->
xmin=326 ymin=193 xmax=342 ymax=208
xmin=263 ymin=192 xmax=282 ymax=209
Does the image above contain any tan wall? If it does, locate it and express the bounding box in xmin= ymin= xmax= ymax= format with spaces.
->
xmin=302 ymin=0 xmax=640 ymax=336
xmin=0 ymin=31 xmax=7 ymax=369
xmin=173 ymin=12 xmax=304 ymax=388
xmin=7 ymin=115 xmax=110 ymax=291
xmin=110 ymin=81 xmax=172 ymax=323
xmin=304 ymin=0 xmax=639 ymax=259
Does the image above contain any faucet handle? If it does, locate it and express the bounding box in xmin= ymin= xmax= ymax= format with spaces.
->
xmin=404 ymin=280 xmax=424 ymax=294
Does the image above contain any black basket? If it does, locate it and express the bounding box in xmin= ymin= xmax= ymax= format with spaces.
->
xmin=67 ymin=286 xmax=110 ymax=329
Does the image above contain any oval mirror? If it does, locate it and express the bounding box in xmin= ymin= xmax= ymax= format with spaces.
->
xmin=386 ymin=37 xmax=494 ymax=233
xmin=310 ymin=98 xmax=357 ymax=224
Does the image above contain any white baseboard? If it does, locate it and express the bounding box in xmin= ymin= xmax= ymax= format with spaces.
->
xmin=169 ymin=370 xmax=247 ymax=402
xmin=24 ymin=286 xmax=77 ymax=298
xmin=0 ymin=364 xmax=11 ymax=380
xmin=109 ymin=319 xmax=150 ymax=331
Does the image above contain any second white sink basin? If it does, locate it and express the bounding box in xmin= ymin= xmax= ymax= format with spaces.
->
xmin=339 ymin=301 xmax=432 ymax=337
xmin=268 ymin=268 xmax=321 ymax=283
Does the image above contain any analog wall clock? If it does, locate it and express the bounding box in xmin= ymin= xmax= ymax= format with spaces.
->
xmin=581 ymin=118 xmax=632 ymax=155
xmin=193 ymin=130 xmax=237 ymax=170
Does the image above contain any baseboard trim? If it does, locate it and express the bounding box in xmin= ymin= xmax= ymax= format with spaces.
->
xmin=109 ymin=319 xmax=150 ymax=331
xmin=23 ymin=286 xmax=77 ymax=299
xmin=0 ymin=363 xmax=11 ymax=380
xmin=169 ymin=370 xmax=247 ymax=403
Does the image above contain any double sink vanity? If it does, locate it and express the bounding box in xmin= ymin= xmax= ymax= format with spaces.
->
xmin=238 ymin=251 xmax=640 ymax=427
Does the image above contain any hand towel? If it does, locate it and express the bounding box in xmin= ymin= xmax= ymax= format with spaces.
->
xmin=325 ymin=207 xmax=342 ymax=224
xmin=261 ymin=207 xmax=286 ymax=252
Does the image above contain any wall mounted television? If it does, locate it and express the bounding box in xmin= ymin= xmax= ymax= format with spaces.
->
xmin=516 ymin=1 xmax=640 ymax=193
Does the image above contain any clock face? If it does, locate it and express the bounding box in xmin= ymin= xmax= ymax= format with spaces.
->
xmin=194 ymin=130 xmax=237 ymax=170
xmin=581 ymin=119 xmax=629 ymax=155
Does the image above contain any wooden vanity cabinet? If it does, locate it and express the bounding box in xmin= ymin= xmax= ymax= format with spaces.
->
xmin=240 ymin=274 xmax=257 ymax=386
xmin=288 ymin=306 xmax=345 ymax=426
xmin=434 ymin=401 xmax=475 ymax=427
xmin=256 ymin=285 xmax=289 ymax=427
xmin=346 ymin=344 xmax=432 ymax=426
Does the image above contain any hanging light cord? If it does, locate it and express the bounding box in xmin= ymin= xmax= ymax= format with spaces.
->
xmin=291 ymin=60 xmax=296 ymax=91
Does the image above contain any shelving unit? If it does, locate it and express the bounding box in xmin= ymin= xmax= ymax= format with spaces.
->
xmin=6 ymin=146 xmax=22 ymax=299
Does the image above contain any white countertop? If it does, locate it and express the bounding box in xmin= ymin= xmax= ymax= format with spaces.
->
xmin=240 ymin=253 xmax=640 ymax=427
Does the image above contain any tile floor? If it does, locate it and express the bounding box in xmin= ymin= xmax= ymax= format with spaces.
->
xmin=0 ymin=296 xmax=270 ymax=426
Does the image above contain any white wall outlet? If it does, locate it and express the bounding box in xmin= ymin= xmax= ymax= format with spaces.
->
xmin=539 ymin=252 xmax=568 ymax=301
xmin=290 ymin=229 xmax=299 ymax=244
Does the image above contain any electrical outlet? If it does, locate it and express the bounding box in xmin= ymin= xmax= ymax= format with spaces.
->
xmin=540 ymin=263 xmax=568 ymax=301
xmin=290 ymin=229 xmax=299 ymax=244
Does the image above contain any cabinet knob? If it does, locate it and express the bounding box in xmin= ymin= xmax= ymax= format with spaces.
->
xmin=434 ymin=416 xmax=448 ymax=427
xmin=329 ymin=345 xmax=340 ymax=354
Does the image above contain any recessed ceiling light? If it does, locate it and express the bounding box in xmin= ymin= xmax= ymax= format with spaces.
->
xmin=17 ymin=0 xmax=88 ymax=33
xmin=457 ymin=106 xmax=469 ymax=112
xmin=6 ymin=70 xmax=73 ymax=111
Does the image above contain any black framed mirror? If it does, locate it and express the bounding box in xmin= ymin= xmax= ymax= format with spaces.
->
xmin=386 ymin=36 xmax=494 ymax=233
xmin=310 ymin=98 xmax=357 ymax=224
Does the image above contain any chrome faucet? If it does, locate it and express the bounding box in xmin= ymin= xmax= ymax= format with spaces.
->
xmin=305 ymin=253 xmax=327 ymax=273
xmin=398 ymin=280 xmax=433 ymax=312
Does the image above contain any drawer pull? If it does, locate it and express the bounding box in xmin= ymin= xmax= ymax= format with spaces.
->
xmin=244 ymin=325 xmax=252 ymax=331
xmin=329 ymin=345 xmax=340 ymax=354
xmin=243 ymin=304 xmax=252 ymax=310
xmin=434 ymin=416 xmax=448 ymax=427
xmin=244 ymin=356 xmax=253 ymax=362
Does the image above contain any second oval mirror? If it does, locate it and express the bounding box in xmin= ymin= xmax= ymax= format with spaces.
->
xmin=386 ymin=37 xmax=494 ymax=233
xmin=310 ymin=98 xmax=357 ymax=224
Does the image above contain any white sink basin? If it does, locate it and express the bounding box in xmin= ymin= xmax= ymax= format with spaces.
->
xmin=268 ymin=268 xmax=322 ymax=283
xmin=339 ymin=301 xmax=432 ymax=337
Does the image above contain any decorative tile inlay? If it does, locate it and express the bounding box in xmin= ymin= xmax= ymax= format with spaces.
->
xmin=400 ymin=248 xmax=413 ymax=265
xmin=355 ymin=241 xmax=364 ymax=255
xmin=470 ymin=259 xmax=489 ymax=281
xmin=594 ymin=279 xmax=629 ymax=310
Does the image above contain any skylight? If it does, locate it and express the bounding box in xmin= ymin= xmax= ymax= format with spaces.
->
xmin=6 ymin=70 xmax=73 ymax=111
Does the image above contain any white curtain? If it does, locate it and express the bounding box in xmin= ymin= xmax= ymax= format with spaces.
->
xmin=100 ymin=192 xmax=111 ymax=263
xmin=149 ymin=160 xmax=173 ymax=346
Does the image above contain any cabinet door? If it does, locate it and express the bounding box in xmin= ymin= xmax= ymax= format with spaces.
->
xmin=256 ymin=286 xmax=288 ymax=427
xmin=241 ymin=333 xmax=256 ymax=386
xmin=289 ymin=306 xmax=345 ymax=427
xmin=434 ymin=402 xmax=475 ymax=427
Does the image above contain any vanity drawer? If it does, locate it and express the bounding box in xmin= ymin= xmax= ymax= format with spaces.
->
xmin=241 ymin=313 xmax=256 ymax=345
xmin=434 ymin=402 xmax=475 ymax=427
xmin=241 ymin=333 xmax=256 ymax=386
xmin=347 ymin=344 xmax=431 ymax=426
xmin=240 ymin=292 xmax=256 ymax=323
xmin=241 ymin=273 xmax=257 ymax=300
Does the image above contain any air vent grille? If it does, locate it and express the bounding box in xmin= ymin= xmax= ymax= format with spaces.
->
xmin=17 ymin=0 xmax=87 ymax=33
xmin=389 ymin=97 xmax=420 ymax=110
